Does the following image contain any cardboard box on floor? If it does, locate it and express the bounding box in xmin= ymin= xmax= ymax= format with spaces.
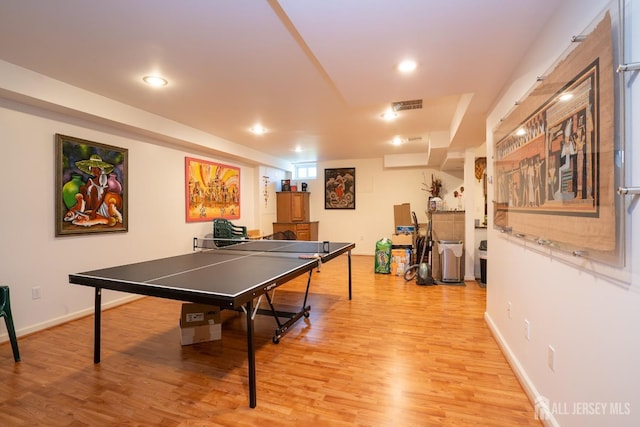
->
xmin=393 ymin=203 xmax=414 ymax=246
xmin=394 ymin=203 xmax=412 ymax=228
xmin=391 ymin=233 xmax=413 ymax=246
xmin=179 ymin=303 xmax=222 ymax=345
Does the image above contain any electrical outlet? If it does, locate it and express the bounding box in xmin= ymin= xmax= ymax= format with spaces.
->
xmin=548 ymin=345 xmax=556 ymax=371
xmin=524 ymin=319 xmax=530 ymax=340
xmin=507 ymin=302 xmax=512 ymax=319
xmin=32 ymin=286 xmax=41 ymax=300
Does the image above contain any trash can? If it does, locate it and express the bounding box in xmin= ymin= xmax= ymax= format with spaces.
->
xmin=438 ymin=240 xmax=463 ymax=283
xmin=479 ymin=240 xmax=487 ymax=285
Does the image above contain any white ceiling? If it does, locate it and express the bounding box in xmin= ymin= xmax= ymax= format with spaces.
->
xmin=0 ymin=0 xmax=563 ymax=170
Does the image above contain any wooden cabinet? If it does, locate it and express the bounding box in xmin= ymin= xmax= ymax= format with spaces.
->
xmin=272 ymin=221 xmax=319 ymax=241
xmin=273 ymin=192 xmax=319 ymax=240
xmin=276 ymin=192 xmax=309 ymax=222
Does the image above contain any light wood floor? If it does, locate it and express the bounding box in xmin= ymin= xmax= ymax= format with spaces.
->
xmin=0 ymin=255 xmax=540 ymax=426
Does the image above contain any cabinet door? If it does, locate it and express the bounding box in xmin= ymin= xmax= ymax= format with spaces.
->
xmin=295 ymin=223 xmax=310 ymax=241
xmin=276 ymin=192 xmax=310 ymax=222
xmin=296 ymin=229 xmax=310 ymax=241
xmin=276 ymin=193 xmax=292 ymax=222
xmin=290 ymin=193 xmax=307 ymax=222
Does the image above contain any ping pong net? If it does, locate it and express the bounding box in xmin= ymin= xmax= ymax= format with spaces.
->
xmin=192 ymin=236 xmax=331 ymax=256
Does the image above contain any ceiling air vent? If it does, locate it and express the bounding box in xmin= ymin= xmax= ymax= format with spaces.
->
xmin=391 ymin=99 xmax=422 ymax=111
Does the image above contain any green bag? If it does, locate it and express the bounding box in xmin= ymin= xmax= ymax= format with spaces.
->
xmin=374 ymin=238 xmax=392 ymax=274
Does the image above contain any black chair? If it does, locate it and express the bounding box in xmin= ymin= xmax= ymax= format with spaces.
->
xmin=213 ymin=218 xmax=248 ymax=246
xmin=0 ymin=286 xmax=20 ymax=362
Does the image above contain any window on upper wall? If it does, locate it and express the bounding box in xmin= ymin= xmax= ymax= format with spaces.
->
xmin=294 ymin=163 xmax=317 ymax=180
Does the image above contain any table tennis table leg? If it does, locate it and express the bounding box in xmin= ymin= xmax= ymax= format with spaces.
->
xmin=94 ymin=288 xmax=101 ymax=364
xmin=348 ymin=250 xmax=352 ymax=300
xmin=263 ymin=271 xmax=312 ymax=344
xmin=245 ymin=299 xmax=257 ymax=408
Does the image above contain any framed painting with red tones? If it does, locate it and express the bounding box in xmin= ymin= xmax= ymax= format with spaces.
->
xmin=325 ymin=167 xmax=355 ymax=209
xmin=55 ymin=134 xmax=128 ymax=236
xmin=185 ymin=157 xmax=240 ymax=222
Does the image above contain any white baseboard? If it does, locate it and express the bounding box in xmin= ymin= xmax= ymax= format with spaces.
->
xmin=0 ymin=294 xmax=143 ymax=343
xmin=484 ymin=312 xmax=559 ymax=427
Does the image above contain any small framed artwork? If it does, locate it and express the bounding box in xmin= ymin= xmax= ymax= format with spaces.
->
xmin=325 ymin=167 xmax=355 ymax=209
xmin=185 ymin=157 xmax=240 ymax=222
xmin=281 ymin=179 xmax=291 ymax=191
xmin=55 ymin=134 xmax=128 ymax=236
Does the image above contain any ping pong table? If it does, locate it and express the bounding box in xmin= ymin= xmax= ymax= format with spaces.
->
xmin=68 ymin=239 xmax=355 ymax=408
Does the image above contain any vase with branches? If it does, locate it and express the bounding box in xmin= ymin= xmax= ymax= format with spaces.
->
xmin=422 ymin=173 xmax=443 ymax=198
xmin=422 ymin=173 xmax=444 ymax=212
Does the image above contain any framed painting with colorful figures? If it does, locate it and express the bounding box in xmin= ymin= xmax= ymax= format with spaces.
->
xmin=55 ymin=134 xmax=128 ymax=236
xmin=185 ymin=157 xmax=240 ymax=222
xmin=492 ymin=12 xmax=620 ymax=265
xmin=325 ymin=167 xmax=355 ymax=209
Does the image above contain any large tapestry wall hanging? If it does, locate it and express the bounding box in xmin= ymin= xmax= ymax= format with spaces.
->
xmin=492 ymin=12 xmax=616 ymax=257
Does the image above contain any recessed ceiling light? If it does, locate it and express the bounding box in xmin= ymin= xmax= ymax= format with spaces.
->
xmin=516 ymin=128 xmax=526 ymax=136
xmin=392 ymin=136 xmax=404 ymax=146
xmin=397 ymin=60 xmax=417 ymax=73
xmin=294 ymin=146 xmax=302 ymax=153
xmin=559 ymin=93 xmax=574 ymax=101
xmin=380 ymin=110 xmax=398 ymax=121
xmin=250 ymin=124 xmax=267 ymax=135
xmin=142 ymin=75 xmax=168 ymax=87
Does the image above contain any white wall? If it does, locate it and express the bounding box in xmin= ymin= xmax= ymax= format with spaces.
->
xmin=485 ymin=1 xmax=640 ymax=426
xmin=0 ymin=99 xmax=467 ymax=340
xmin=256 ymin=165 xmax=287 ymax=235
xmin=299 ymin=158 xmax=463 ymax=256
xmin=465 ymin=146 xmax=488 ymax=280
xmin=0 ymin=100 xmax=258 ymax=337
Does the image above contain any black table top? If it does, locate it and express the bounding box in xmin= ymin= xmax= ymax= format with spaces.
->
xmin=69 ymin=240 xmax=354 ymax=308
